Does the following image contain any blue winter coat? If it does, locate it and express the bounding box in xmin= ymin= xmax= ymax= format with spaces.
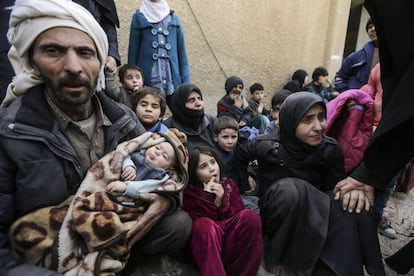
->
xmin=334 ymin=41 xmax=377 ymax=92
xmin=128 ymin=10 xmax=190 ymax=89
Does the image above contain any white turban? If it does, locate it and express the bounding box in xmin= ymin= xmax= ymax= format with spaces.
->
xmin=2 ymin=0 xmax=109 ymax=107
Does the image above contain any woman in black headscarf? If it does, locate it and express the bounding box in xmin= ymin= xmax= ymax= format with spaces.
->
xmin=283 ymin=69 xmax=309 ymax=92
xmin=164 ymin=83 xmax=216 ymax=149
xmin=235 ymin=92 xmax=384 ymax=275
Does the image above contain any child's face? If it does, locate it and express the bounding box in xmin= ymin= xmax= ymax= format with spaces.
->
xmin=214 ymin=128 xmax=238 ymax=152
xmin=271 ymin=104 xmax=282 ymax=122
xmin=185 ymin=91 xmax=204 ymax=111
xmin=122 ymin=69 xmax=143 ymax=92
xmin=251 ymin=90 xmax=265 ymax=102
xmin=295 ymin=104 xmax=326 ymax=146
xmin=136 ymin=94 xmax=162 ymax=126
xmin=145 ymin=142 xmax=176 ymax=170
xmin=317 ymin=75 xmax=329 ymax=86
xmin=196 ymin=153 xmax=220 ymax=184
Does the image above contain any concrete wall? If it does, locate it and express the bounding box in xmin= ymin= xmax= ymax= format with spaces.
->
xmin=355 ymin=7 xmax=371 ymax=51
xmin=116 ymin=0 xmax=351 ymax=114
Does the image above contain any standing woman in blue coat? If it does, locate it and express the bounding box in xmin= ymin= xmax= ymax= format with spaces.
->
xmin=128 ymin=0 xmax=191 ymax=108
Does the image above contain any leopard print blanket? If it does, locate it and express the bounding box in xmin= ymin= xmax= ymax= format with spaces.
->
xmin=9 ymin=129 xmax=188 ymax=276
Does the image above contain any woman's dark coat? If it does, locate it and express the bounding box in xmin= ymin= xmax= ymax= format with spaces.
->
xmin=352 ymin=0 xmax=414 ymax=190
xmin=235 ymin=92 xmax=384 ymax=275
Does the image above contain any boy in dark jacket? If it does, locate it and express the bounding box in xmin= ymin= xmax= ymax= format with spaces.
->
xmin=213 ymin=116 xmax=260 ymax=212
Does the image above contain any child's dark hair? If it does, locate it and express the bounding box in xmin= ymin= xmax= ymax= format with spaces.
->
xmin=213 ymin=116 xmax=239 ymax=135
xmin=132 ymin=86 xmax=167 ymax=117
xmin=249 ymin=82 xmax=264 ymax=94
xmin=311 ymin=67 xmax=329 ymax=82
xmin=118 ymin=64 xmax=144 ymax=84
xmin=188 ymin=145 xmax=224 ymax=187
xmin=271 ymin=89 xmax=292 ymax=109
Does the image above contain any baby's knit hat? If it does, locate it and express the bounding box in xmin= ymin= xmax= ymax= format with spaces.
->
xmin=225 ymin=76 xmax=244 ymax=94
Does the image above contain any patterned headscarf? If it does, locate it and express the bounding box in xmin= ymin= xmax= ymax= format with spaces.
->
xmin=2 ymin=0 xmax=108 ymax=107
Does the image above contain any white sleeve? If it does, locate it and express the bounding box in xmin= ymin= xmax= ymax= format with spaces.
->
xmin=122 ymin=155 xmax=136 ymax=171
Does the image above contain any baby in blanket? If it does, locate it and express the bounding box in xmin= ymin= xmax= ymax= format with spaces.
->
xmin=9 ymin=129 xmax=189 ymax=275
xmin=106 ymin=129 xmax=189 ymax=204
xmin=107 ymin=140 xmax=177 ymax=198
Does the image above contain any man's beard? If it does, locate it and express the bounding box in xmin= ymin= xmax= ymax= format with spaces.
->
xmin=43 ymin=73 xmax=97 ymax=107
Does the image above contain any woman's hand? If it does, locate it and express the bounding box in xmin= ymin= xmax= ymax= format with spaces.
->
xmin=334 ymin=177 xmax=375 ymax=213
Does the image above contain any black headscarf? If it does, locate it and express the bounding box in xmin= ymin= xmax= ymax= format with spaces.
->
xmin=170 ymin=83 xmax=204 ymax=129
xmin=283 ymin=70 xmax=308 ymax=92
xmin=279 ymin=92 xmax=327 ymax=161
xmin=283 ymin=80 xmax=302 ymax=92
xmin=292 ymin=69 xmax=308 ymax=86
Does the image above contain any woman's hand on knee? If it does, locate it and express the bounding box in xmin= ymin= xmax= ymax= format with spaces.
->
xmin=339 ymin=188 xmax=374 ymax=213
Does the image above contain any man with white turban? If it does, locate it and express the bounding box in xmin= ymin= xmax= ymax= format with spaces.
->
xmin=0 ymin=0 xmax=191 ymax=275
xmin=2 ymin=0 xmax=109 ymax=107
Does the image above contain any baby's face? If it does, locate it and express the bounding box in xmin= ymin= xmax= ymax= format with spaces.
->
xmin=145 ymin=142 xmax=176 ymax=170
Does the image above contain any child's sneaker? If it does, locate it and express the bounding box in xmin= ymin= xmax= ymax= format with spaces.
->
xmin=378 ymin=215 xmax=397 ymax=239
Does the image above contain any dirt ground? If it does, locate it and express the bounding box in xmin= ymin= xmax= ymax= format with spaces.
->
xmin=114 ymin=1 xmax=414 ymax=275
xmin=379 ymin=190 xmax=414 ymax=275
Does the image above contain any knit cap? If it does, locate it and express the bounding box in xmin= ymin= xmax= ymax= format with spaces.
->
xmin=225 ymin=76 xmax=244 ymax=94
